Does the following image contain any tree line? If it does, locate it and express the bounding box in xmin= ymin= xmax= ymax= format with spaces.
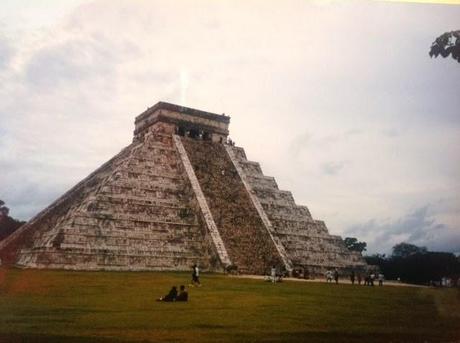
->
xmin=345 ymin=238 xmax=460 ymax=285
xmin=0 ymin=200 xmax=25 ymax=241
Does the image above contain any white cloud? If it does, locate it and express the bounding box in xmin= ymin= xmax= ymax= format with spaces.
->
xmin=346 ymin=205 xmax=460 ymax=254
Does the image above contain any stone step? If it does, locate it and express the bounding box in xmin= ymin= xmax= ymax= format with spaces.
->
xmin=128 ymin=164 xmax=181 ymax=175
xmin=35 ymin=231 xmax=205 ymax=248
xmin=98 ymin=185 xmax=184 ymax=201
xmin=229 ymin=146 xmax=247 ymax=160
xmin=255 ymin=190 xmax=295 ymax=205
xmin=238 ymin=161 xmax=263 ymax=176
xmin=88 ymin=200 xmax=194 ymax=214
xmin=86 ymin=196 xmax=185 ymax=209
xmin=58 ymin=241 xmax=205 ymax=252
xmin=124 ymin=169 xmax=183 ymax=180
xmin=71 ymin=214 xmax=199 ymax=227
xmin=274 ymin=229 xmax=338 ymax=239
xmin=246 ymin=176 xmax=278 ymax=190
xmin=279 ymin=235 xmax=349 ymax=247
xmin=50 ymin=224 xmax=203 ymax=237
xmin=101 ymin=181 xmax=183 ymax=194
xmin=142 ymin=142 xmax=176 ymax=152
xmin=262 ymin=204 xmax=312 ymax=219
xmin=17 ymin=250 xmax=207 ymax=270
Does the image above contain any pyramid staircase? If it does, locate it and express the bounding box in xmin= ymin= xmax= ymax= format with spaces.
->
xmin=181 ymin=138 xmax=283 ymax=274
xmin=226 ymin=146 xmax=366 ymax=276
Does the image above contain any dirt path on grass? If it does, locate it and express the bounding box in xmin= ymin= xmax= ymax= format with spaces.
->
xmin=229 ymin=274 xmax=428 ymax=288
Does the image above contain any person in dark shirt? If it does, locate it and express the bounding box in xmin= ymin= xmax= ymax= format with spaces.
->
xmin=350 ymin=270 xmax=355 ymax=285
xmin=191 ymin=264 xmax=201 ymax=286
xmin=176 ymin=285 xmax=188 ymax=302
xmin=157 ymin=286 xmax=177 ymax=302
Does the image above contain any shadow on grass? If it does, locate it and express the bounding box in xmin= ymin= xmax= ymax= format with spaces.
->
xmin=1 ymin=331 xmax=455 ymax=343
xmin=271 ymin=331 xmax=456 ymax=343
xmin=0 ymin=333 xmax=127 ymax=343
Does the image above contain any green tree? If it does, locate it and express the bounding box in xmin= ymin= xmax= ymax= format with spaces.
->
xmin=344 ymin=237 xmax=367 ymax=253
xmin=364 ymin=253 xmax=386 ymax=266
xmin=392 ymin=242 xmax=427 ymax=258
xmin=429 ymin=30 xmax=460 ymax=63
xmin=0 ymin=200 xmax=9 ymax=217
xmin=0 ymin=199 xmax=25 ymax=241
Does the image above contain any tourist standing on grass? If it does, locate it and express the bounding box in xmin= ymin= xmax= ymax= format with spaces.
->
xmin=192 ymin=264 xmax=201 ymax=286
xmin=195 ymin=264 xmax=200 ymax=286
xmin=357 ymin=273 xmax=362 ymax=285
xmin=334 ymin=269 xmax=339 ymax=284
xmin=350 ymin=270 xmax=355 ymax=285
xmin=378 ymin=273 xmax=384 ymax=286
xmin=365 ymin=274 xmax=370 ymax=286
xmin=271 ymin=265 xmax=277 ymax=283
xmin=325 ymin=270 xmax=332 ymax=283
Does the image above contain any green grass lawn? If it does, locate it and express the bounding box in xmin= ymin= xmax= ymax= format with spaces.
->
xmin=0 ymin=268 xmax=458 ymax=342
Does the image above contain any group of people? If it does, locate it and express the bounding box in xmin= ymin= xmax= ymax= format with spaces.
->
xmin=325 ymin=270 xmax=385 ymax=286
xmin=157 ymin=263 xmax=389 ymax=303
xmin=362 ymin=273 xmax=385 ymax=286
xmin=157 ymin=285 xmax=188 ymax=302
xmin=325 ymin=269 xmax=340 ymax=284
xmin=157 ymin=264 xmax=201 ymax=302
xmin=264 ymin=265 xmax=285 ymax=283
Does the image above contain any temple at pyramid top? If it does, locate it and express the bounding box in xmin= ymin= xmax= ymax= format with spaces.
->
xmin=134 ymin=101 xmax=230 ymax=143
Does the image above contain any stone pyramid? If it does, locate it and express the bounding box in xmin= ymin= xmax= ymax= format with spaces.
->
xmin=0 ymin=102 xmax=366 ymax=276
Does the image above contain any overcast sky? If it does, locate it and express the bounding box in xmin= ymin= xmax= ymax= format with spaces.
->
xmin=1 ymin=0 xmax=459 ymax=255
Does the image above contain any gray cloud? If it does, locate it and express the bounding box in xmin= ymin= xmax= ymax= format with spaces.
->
xmin=0 ymin=37 xmax=11 ymax=70
xmin=1 ymin=181 xmax=63 ymax=220
xmin=346 ymin=205 xmax=460 ymax=254
xmin=320 ymin=161 xmax=347 ymax=176
xmin=381 ymin=127 xmax=402 ymax=138
xmin=25 ymin=40 xmax=111 ymax=88
xmin=289 ymin=131 xmax=312 ymax=158
xmin=24 ymin=33 xmax=139 ymax=91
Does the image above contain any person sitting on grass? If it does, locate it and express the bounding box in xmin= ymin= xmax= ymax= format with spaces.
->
xmin=176 ymin=285 xmax=188 ymax=302
xmin=157 ymin=286 xmax=178 ymax=302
